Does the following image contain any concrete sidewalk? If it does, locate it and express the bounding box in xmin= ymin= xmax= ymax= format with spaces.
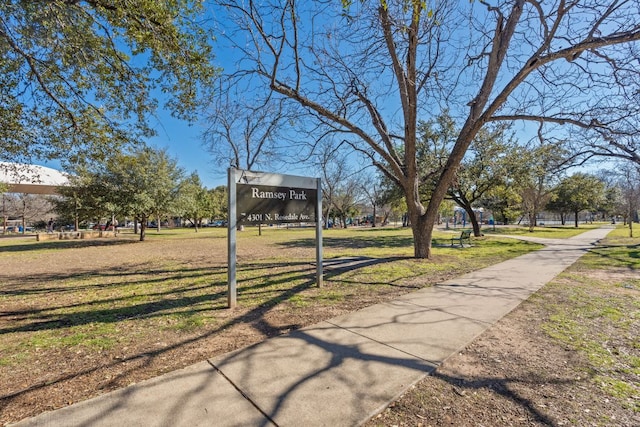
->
xmin=11 ymin=227 xmax=612 ymax=427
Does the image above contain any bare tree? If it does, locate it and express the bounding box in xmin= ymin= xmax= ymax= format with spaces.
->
xmin=315 ymin=141 xmax=355 ymax=228
xmin=332 ymin=177 xmax=365 ymax=228
xmin=202 ymin=79 xmax=289 ymax=171
xmin=361 ymin=176 xmax=382 ymax=228
xmin=616 ymin=164 xmax=640 ymax=237
xmin=3 ymin=193 xmax=54 ymax=233
xmin=215 ymin=0 xmax=640 ymax=257
xmin=516 ymin=142 xmax=570 ymax=231
xmin=578 ymin=134 xmax=640 ymax=167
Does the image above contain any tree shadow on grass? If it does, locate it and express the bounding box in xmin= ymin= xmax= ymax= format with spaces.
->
xmin=0 ymin=253 xmax=450 ymax=342
xmin=279 ymin=234 xmax=415 ymax=250
xmin=322 ymin=256 xmax=406 ymax=272
xmin=0 ymin=255 xmax=414 ymax=410
xmin=587 ymin=243 xmax=640 ymax=268
xmin=320 ymin=256 xmax=427 ymax=289
xmin=0 ymin=238 xmax=139 ymax=253
xmin=0 ymin=264 xmax=228 ymax=297
xmin=4 ymin=256 xmax=402 ymax=333
xmin=0 ymin=261 xmax=321 ymax=335
xmin=0 ymin=268 xmax=320 ymax=405
xmin=0 ymin=266 xmax=229 ymax=324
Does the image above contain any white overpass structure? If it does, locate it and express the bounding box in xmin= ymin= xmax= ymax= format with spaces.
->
xmin=0 ymin=162 xmax=69 ymax=195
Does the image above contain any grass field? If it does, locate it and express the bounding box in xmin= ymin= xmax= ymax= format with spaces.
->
xmin=1 ymin=222 xmax=636 ymax=425
xmin=0 ymin=225 xmax=543 ymax=361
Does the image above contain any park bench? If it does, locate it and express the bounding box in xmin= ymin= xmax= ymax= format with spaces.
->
xmin=451 ymin=230 xmax=472 ymax=247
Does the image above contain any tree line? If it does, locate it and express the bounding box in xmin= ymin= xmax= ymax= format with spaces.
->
xmin=2 ymin=1 xmax=640 ymax=256
xmin=320 ymin=111 xmax=640 ymax=237
xmin=53 ymin=147 xmax=227 ymax=241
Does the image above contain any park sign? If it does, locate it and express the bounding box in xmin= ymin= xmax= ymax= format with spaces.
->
xmin=232 ymin=169 xmax=319 ymax=224
xmin=237 ymin=184 xmax=317 ymax=224
xmin=227 ymin=168 xmax=323 ymax=308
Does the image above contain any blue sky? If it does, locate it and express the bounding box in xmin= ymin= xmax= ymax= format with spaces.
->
xmin=38 ymin=112 xmax=226 ymax=189
xmin=147 ymin=110 xmax=226 ymax=189
xmin=31 ymin=1 xmax=619 ymax=189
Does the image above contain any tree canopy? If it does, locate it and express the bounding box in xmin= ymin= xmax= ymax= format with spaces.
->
xmin=550 ymin=173 xmax=605 ymax=227
xmin=215 ymin=0 xmax=640 ymax=257
xmin=0 ymin=1 xmax=216 ymax=164
xmin=448 ymin=124 xmax=520 ymax=236
xmin=57 ymin=146 xmax=185 ymax=240
xmin=177 ymin=172 xmax=212 ymax=231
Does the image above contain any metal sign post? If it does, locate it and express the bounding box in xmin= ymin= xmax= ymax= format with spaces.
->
xmin=315 ymin=177 xmax=323 ymax=287
xmin=227 ymin=168 xmax=238 ymax=308
xmin=227 ymin=168 xmax=323 ymax=309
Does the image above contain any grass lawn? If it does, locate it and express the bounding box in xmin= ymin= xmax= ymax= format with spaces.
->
xmin=368 ymin=223 xmax=639 ymax=426
xmin=0 ymin=223 xmax=607 ymax=424
xmin=482 ymin=222 xmax=605 ymax=238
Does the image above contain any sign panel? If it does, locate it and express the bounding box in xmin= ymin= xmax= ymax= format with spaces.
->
xmin=237 ymin=184 xmax=317 ymax=224
xmin=228 ymin=168 xmax=323 ymax=308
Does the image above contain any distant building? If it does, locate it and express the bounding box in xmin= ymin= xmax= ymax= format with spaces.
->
xmin=0 ymin=162 xmax=69 ymax=195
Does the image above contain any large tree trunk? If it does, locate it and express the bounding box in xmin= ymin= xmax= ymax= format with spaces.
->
xmin=372 ymin=204 xmax=377 ymax=227
xmin=452 ymin=195 xmax=482 ymax=237
xmin=409 ymin=213 xmax=432 ymax=258
xmin=528 ymin=211 xmax=536 ymax=232
xmin=139 ymin=214 xmax=147 ymax=241
xmin=406 ymin=193 xmax=438 ymax=258
xmin=462 ymin=205 xmax=481 ymax=237
xmin=574 ymin=210 xmax=579 ymax=228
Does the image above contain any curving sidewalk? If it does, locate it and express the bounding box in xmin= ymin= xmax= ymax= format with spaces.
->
xmin=10 ymin=227 xmax=613 ymax=427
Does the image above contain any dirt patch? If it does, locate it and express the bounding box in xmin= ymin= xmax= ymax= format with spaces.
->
xmin=366 ymin=266 xmax=640 ymax=427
